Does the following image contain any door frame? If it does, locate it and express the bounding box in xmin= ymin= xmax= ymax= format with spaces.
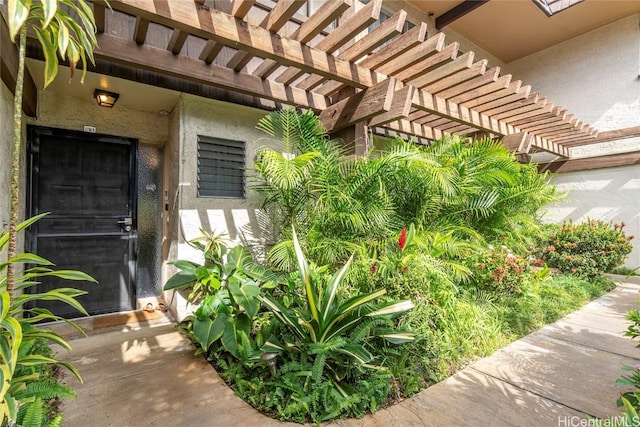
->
xmin=26 ymin=125 xmax=139 ymax=315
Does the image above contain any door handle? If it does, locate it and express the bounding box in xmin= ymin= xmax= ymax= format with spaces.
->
xmin=118 ymin=217 xmax=133 ymax=232
xmin=117 ymin=217 xmax=133 ymax=226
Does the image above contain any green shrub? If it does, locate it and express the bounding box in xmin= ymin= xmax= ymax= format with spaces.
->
xmin=465 ymin=245 xmax=532 ymax=295
xmin=538 ymin=220 xmax=633 ymax=278
xmin=256 ymin=229 xmax=414 ymax=423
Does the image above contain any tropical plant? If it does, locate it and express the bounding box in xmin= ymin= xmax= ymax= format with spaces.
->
xmin=537 ymin=220 xmax=633 ymax=278
xmin=6 ymin=0 xmax=99 ymax=294
xmin=258 ymin=229 xmax=414 ymax=414
xmin=0 ymin=215 xmax=95 ymax=425
xmin=164 ymin=230 xmax=278 ymax=360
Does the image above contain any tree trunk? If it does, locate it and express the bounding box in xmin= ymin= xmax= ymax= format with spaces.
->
xmin=7 ymin=25 xmax=27 ymax=297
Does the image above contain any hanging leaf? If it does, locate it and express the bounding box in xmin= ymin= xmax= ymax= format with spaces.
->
xmin=33 ymin=26 xmax=59 ymax=88
xmin=7 ymin=0 xmax=30 ymax=42
xmin=40 ymin=0 xmax=58 ymax=28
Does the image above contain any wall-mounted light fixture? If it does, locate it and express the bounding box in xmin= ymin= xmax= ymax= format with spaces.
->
xmin=94 ymin=89 xmax=119 ymax=108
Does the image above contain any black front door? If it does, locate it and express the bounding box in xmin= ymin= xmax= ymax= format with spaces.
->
xmin=28 ymin=127 xmax=137 ymax=318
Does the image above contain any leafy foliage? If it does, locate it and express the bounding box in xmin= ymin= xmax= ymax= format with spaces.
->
xmin=164 ymin=230 xmax=278 ymax=361
xmin=8 ymin=0 xmax=99 ymax=87
xmin=0 ymin=215 xmax=94 ymax=425
xmin=258 ymin=230 xmax=414 ymax=416
xmin=537 ymin=220 xmax=633 ymax=278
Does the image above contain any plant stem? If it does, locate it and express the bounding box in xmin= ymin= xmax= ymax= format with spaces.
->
xmin=7 ymin=25 xmax=27 ymax=298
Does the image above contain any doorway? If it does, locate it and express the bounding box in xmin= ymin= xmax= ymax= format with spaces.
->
xmin=27 ymin=126 xmax=137 ymax=317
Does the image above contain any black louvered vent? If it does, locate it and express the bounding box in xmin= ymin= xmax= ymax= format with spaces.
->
xmin=197 ymin=136 xmax=245 ymax=198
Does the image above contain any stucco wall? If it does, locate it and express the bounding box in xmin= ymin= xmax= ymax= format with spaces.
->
xmin=175 ymin=94 xmax=276 ymax=262
xmin=506 ymin=14 xmax=640 ymax=159
xmin=31 ymin=91 xmax=169 ymax=144
xmin=543 ymin=165 xmax=640 ymax=269
xmin=164 ymin=95 xmax=277 ymax=320
xmin=1 ymin=81 xmax=27 ymax=262
xmin=502 ymin=14 xmax=640 ymax=269
xmin=1 ymin=82 xmax=13 ymax=241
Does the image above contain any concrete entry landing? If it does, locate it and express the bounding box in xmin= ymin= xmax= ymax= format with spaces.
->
xmin=58 ymin=281 xmax=640 ymax=426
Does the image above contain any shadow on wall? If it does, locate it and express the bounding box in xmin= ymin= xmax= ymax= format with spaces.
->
xmin=543 ymin=165 xmax=640 ymax=268
xmin=178 ymin=206 xmax=275 ymax=262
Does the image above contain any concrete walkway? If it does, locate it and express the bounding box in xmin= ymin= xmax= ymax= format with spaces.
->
xmin=57 ymin=280 xmax=640 ymax=427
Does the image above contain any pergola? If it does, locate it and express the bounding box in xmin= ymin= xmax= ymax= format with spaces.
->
xmin=3 ymin=0 xmax=637 ymax=163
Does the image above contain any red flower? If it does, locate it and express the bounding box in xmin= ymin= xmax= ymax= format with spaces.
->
xmin=370 ymin=261 xmax=378 ymax=275
xmin=401 ymin=266 xmax=408 ymax=273
xmin=398 ymin=228 xmax=408 ymax=251
xmin=571 ymin=268 xmax=577 ymax=273
xmin=533 ymin=259 xmax=544 ymax=266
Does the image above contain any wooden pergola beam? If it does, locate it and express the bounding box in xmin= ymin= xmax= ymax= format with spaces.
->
xmin=0 ymin=13 xmax=37 ymax=117
xmin=107 ymin=0 xmax=383 ymax=90
xmin=167 ymin=29 xmax=188 ymax=55
xmin=295 ymin=9 xmax=406 ymax=91
xmin=538 ymin=151 xmax=640 ymax=173
xmin=227 ymin=0 xmax=306 ymax=71
xmin=133 ymin=17 xmax=150 ymax=45
xmin=369 ymin=84 xmax=417 ymax=127
xmin=385 ymin=120 xmax=447 ymax=141
xmin=94 ymin=33 xmax=329 ymax=110
xmin=275 ymin=0 xmax=382 ymax=85
xmin=252 ymin=0 xmax=352 ymax=79
xmin=319 ymin=78 xmax=396 ymax=132
xmin=411 ymin=90 xmax=569 ymax=157
xmin=315 ymin=23 xmax=430 ymax=96
xmin=436 ymin=0 xmax=490 ymax=29
xmin=422 ymin=59 xmax=488 ymax=94
xmin=501 ymin=132 xmax=533 ymax=154
xmin=93 ymin=2 xmax=106 ymax=33
xmin=199 ymin=0 xmax=256 ymax=64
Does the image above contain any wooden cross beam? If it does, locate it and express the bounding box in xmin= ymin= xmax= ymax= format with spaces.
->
xmin=108 ymin=0 xmax=384 ymax=90
xmin=94 ymin=33 xmax=330 ymax=110
xmin=319 ymin=78 xmax=396 ymax=132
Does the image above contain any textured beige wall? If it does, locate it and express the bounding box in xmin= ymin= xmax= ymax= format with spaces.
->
xmin=175 ymin=94 xmax=276 ymax=261
xmin=512 ymin=14 xmax=640 ymax=268
xmin=1 ymin=82 xmax=13 ymax=240
xmin=543 ymin=165 xmax=640 ymax=269
xmin=30 ymin=91 xmax=169 ymax=144
xmin=506 ymin=14 xmax=640 ymax=159
xmin=164 ymin=95 xmax=278 ymax=320
xmin=1 ymin=81 xmax=27 ymax=262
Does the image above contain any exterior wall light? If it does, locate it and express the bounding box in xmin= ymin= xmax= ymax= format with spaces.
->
xmin=94 ymin=89 xmax=119 ymax=107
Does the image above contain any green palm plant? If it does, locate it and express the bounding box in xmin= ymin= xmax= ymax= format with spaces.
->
xmin=259 ymin=229 xmax=414 ymax=399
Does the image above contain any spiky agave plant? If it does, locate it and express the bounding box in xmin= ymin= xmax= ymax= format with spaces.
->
xmin=259 ymin=228 xmax=414 ymax=399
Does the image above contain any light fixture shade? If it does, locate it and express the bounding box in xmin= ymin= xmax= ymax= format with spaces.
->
xmin=94 ymin=89 xmax=119 ymax=107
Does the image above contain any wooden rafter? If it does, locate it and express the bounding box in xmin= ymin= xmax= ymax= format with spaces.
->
xmin=315 ymin=22 xmax=429 ymax=96
xmin=94 ymin=33 xmax=329 ymax=110
xmin=422 ymin=59 xmax=488 ymax=94
xmin=275 ymin=0 xmax=383 ymax=85
xmin=252 ymin=0 xmax=352 ymax=79
xmin=227 ymin=0 xmax=306 ymax=72
xmin=436 ymin=0 xmax=490 ymax=29
xmin=199 ymin=0 xmax=256 ymax=64
xmin=295 ymin=9 xmax=407 ymax=91
xmin=107 ymin=0 xmax=383 ymax=90
xmin=133 ymin=17 xmax=149 ymax=45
